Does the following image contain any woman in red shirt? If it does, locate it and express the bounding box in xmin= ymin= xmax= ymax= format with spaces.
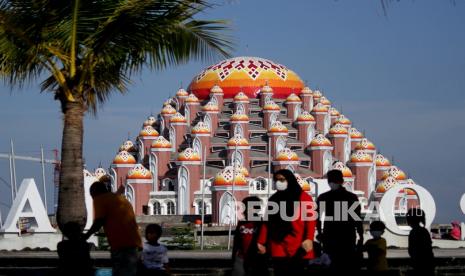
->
xmin=257 ymin=169 xmax=316 ymax=275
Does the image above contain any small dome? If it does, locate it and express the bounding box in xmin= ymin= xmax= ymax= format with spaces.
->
xmin=263 ymin=100 xmax=281 ymax=111
xmin=170 ymin=112 xmax=187 ymax=123
xmin=176 ymin=88 xmax=188 ymax=97
xmin=227 ymin=134 xmax=249 ymax=147
xmin=210 ymin=84 xmax=224 ymax=94
xmin=161 ymin=104 xmax=176 ymax=115
xmin=335 ymin=115 xmax=352 ymax=126
xmin=151 ymin=136 xmax=172 ymax=149
xmin=185 ymin=93 xmax=200 ymax=103
xmin=376 ymin=176 xmax=398 ymax=193
xmin=300 ymin=86 xmax=313 ymax=95
xmin=268 ymin=121 xmax=288 ymax=133
xmin=143 ymin=116 xmax=157 ymax=127
xmin=329 ymin=123 xmax=349 ymax=135
xmin=201 ymin=101 xmax=219 ymax=112
xmin=213 ymin=166 xmax=247 ymax=186
xmin=94 ymin=167 xmax=108 ymax=180
xmin=177 ymin=148 xmax=201 ymax=161
xmin=119 ymin=140 xmax=137 ymax=153
xmin=310 ymin=134 xmax=332 ymax=147
xmin=313 ymin=90 xmax=322 ymax=99
xmin=230 ymin=112 xmax=249 ymax=122
xmin=329 ymin=107 xmax=340 ymax=117
xmin=375 ymin=154 xmax=391 ymax=167
xmin=382 ymin=166 xmax=407 ymax=181
xmin=319 ymin=96 xmax=331 ymax=106
xmin=163 ymin=99 xmax=173 ymax=106
xmin=404 ymin=179 xmax=417 ymax=195
xmin=332 ymin=161 xmax=353 ymax=178
xmin=113 ymin=151 xmax=137 ymax=165
xmin=286 ymin=93 xmax=302 ymax=103
xmin=296 ymin=111 xmax=315 ymax=122
xmin=260 ymin=84 xmax=273 ymax=93
xmin=276 ymin=148 xmax=299 ymax=161
xmin=349 ymin=128 xmax=364 ymax=139
xmin=139 ymin=125 xmax=159 ymax=137
xmin=233 ymin=92 xmax=249 ymax=102
xmin=355 ymin=138 xmax=376 ymax=151
xmin=127 ymin=164 xmax=152 ymax=180
xmin=234 ymin=164 xmax=250 ymax=177
xmin=295 ymin=174 xmax=311 ymax=191
xmin=191 ymin=121 xmax=211 ymax=134
xmin=312 ymin=102 xmax=329 ymax=113
xmin=350 ymin=150 xmax=373 ymax=163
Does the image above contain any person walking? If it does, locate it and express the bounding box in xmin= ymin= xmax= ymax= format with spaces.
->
xmin=84 ymin=181 xmax=142 ymax=276
xmin=407 ymin=208 xmax=435 ymax=276
xmin=257 ymin=169 xmax=316 ymax=276
xmin=364 ymin=221 xmax=388 ymax=274
xmin=316 ymin=169 xmax=364 ymax=273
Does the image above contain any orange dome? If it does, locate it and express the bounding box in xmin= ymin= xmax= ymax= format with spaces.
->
xmin=286 ymin=93 xmax=302 ymax=103
xmin=300 ymin=86 xmax=313 ymax=95
xmin=332 ymin=161 xmax=353 ymax=178
xmin=260 ymin=83 xmax=274 ymax=93
xmin=161 ymin=104 xmax=176 ymax=115
xmin=276 ymin=148 xmax=299 ymax=161
xmin=263 ymin=100 xmax=281 ymax=111
xmin=127 ymin=164 xmax=152 ymax=180
xmin=177 ymin=148 xmax=201 ymax=161
xmin=310 ymin=134 xmax=332 ymax=147
xmin=319 ymin=96 xmax=331 ymax=106
xmin=355 ymin=138 xmax=376 ymax=151
xmin=139 ymin=126 xmax=159 ymax=137
xmin=170 ymin=112 xmax=187 ymax=123
xmin=188 ymin=57 xmax=304 ymax=99
xmin=375 ymin=154 xmax=391 ymax=167
xmin=349 ymin=128 xmax=364 ymax=139
xmin=185 ymin=93 xmax=200 ymax=103
xmin=296 ymin=111 xmax=315 ymax=122
xmin=210 ymin=84 xmax=224 ymax=94
xmin=311 ymin=103 xmax=328 ymax=113
xmin=143 ymin=116 xmax=157 ymax=127
xmin=230 ymin=112 xmax=249 ymax=122
xmin=119 ymin=140 xmax=137 ymax=153
xmin=227 ymin=134 xmax=249 ymax=147
xmin=191 ymin=121 xmax=211 ymax=134
xmin=329 ymin=123 xmax=349 ymax=135
xmin=113 ymin=151 xmax=137 ymax=165
xmin=313 ymin=90 xmax=322 ymax=99
xmin=234 ymin=165 xmax=250 ymax=177
xmin=350 ymin=151 xmax=373 ymax=163
xmin=268 ymin=121 xmax=288 ymax=133
xmin=335 ymin=115 xmax=351 ymax=126
xmin=376 ymin=176 xmax=398 ymax=193
xmin=213 ymin=166 xmax=247 ymax=186
xmin=295 ymin=174 xmax=311 ymax=191
xmin=201 ymin=101 xmax=219 ymax=112
xmin=233 ymin=92 xmax=249 ymax=102
xmin=382 ymin=166 xmax=407 ymax=181
xmin=329 ymin=107 xmax=340 ymax=117
xmin=151 ymin=136 xmax=172 ymax=149
xmin=94 ymin=167 xmax=108 ymax=180
xmin=176 ymin=88 xmax=188 ymax=97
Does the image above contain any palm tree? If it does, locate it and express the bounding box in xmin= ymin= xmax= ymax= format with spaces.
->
xmin=0 ymin=0 xmax=233 ymax=230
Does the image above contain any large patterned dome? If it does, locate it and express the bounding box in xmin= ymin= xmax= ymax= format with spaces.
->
xmin=188 ymin=56 xmax=304 ymax=99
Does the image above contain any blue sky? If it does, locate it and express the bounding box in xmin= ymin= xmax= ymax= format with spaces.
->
xmin=0 ymin=0 xmax=464 ymax=223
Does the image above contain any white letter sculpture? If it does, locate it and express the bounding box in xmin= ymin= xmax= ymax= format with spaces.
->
xmin=1 ymin=178 xmax=55 ymax=233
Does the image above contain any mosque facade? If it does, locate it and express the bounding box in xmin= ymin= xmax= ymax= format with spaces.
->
xmin=91 ymin=56 xmax=420 ymax=224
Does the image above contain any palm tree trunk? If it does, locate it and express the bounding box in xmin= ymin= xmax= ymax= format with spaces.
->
xmin=56 ymin=100 xmax=87 ymax=230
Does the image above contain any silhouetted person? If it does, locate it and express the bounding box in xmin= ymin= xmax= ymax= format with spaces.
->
xmin=84 ymin=181 xmax=142 ymax=276
xmin=316 ymin=169 xmax=363 ymax=273
xmin=407 ymin=208 xmax=435 ymax=276
xmin=364 ymin=221 xmax=388 ymax=273
xmin=257 ymin=169 xmax=316 ymax=276
xmin=232 ymin=196 xmax=268 ymax=276
xmin=140 ymin=224 xmax=170 ymax=276
xmin=57 ymin=221 xmax=94 ymax=276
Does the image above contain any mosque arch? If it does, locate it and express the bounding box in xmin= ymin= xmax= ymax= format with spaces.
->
xmin=204 ymin=114 xmax=212 ymax=131
xmin=234 ymin=124 xmax=243 ymax=137
xmin=109 ymin=168 xmax=117 ymax=192
xmin=294 ymin=105 xmax=300 ymax=120
xmin=125 ymin=184 xmax=135 ymax=211
xmin=231 ymin=150 xmax=243 ymax=167
xmin=219 ymin=192 xmax=236 ymax=225
xmin=276 ymin=136 xmax=287 ymax=156
xmin=153 ymin=201 xmax=162 ymax=215
xmin=270 ymin=113 xmax=279 ymax=129
xmin=166 ymin=200 xmax=176 ymax=215
xmin=185 ymin=105 xmax=191 ymax=124
xmin=169 ymin=126 xmax=176 ymax=152
xmin=150 ymin=154 xmax=158 ymax=192
xmin=193 ymin=137 xmax=202 ymax=159
xmin=236 ymin=103 xmax=245 ymax=113
xmin=323 ymin=150 xmax=332 ymax=175
xmin=306 ymin=124 xmax=315 ymax=146
xmin=177 ymin=166 xmax=189 ymax=215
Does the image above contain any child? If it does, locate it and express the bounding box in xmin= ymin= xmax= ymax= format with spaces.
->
xmin=406 ymin=208 xmax=435 ymax=275
xmin=57 ymin=222 xmax=94 ymax=276
xmin=364 ymin=221 xmax=388 ymax=273
xmin=141 ymin=223 xmax=170 ymax=276
xmin=232 ymin=196 xmax=268 ymax=276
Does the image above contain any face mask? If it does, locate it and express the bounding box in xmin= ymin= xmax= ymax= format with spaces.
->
xmin=370 ymin=231 xmax=383 ymax=238
xmin=328 ymin=182 xmax=340 ymax=190
xmin=275 ymin=180 xmax=288 ymax=191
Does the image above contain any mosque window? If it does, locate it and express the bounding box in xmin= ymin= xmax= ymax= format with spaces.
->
xmin=288 ymin=132 xmax=297 ymax=139
xmin=207 ymin=160 xmax=225 ymax=168
xmin=215 ymin=132 xmax=229 ymax=139
xmin=290 ymin=145 xmax=302 ymax=151
xmin=299 ymin=160 xmax=310 ymax=167
xmin=223 ymin=110 xmax=233 ymax=115
xmin=280 ymin=110 xmax=286 ymax=115
xmin=250 ymin=132 xmax=264 ymax=138
xmin=255 ymin=178 xmax=267 ymax=191
xmin=250 ymin=120 xmax=261 ymax=125
xmin=251 ymin=145 xmax=266 ymax=152
xmin=212 ymin=146 xmax=226 ymax=152
xmin=154 ymin=202 xmax=161 ymax=215
xmin=167 ymin=201 xmax=176 ymax=215
xmin=250 ymin=109 xmax=260 ymax=115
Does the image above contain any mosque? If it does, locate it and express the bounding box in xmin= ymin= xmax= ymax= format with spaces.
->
xmin=91 ymin=56 xmax=421 ymax=224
